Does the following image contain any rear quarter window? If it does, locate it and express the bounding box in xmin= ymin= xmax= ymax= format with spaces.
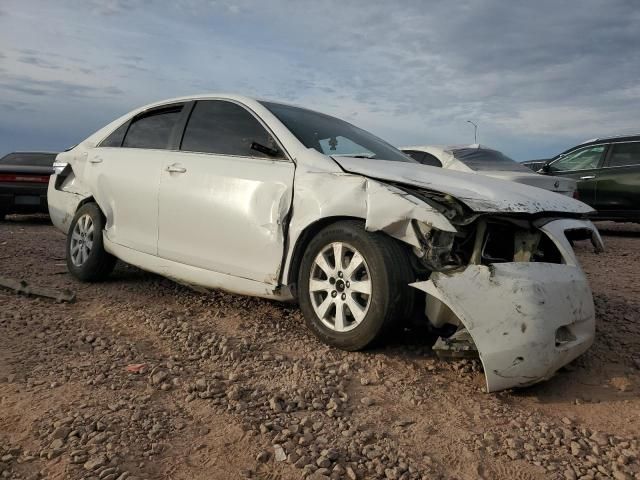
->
xmin=122 ymin=106 xmax=183 ymax=150
xmin=99 ymin=122 xmax=130 ymax=148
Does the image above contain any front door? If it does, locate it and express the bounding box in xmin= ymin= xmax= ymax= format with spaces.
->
xmin=547 ymin=144 xmax=608 ymax=207
xmin=157 ymin=99 xmax=294 ymax=285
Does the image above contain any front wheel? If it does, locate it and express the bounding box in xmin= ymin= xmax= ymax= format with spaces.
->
xmin=298 ymin=220 xmax=414 ymax=351
xmin=66 ymin=203 xmax=116 ymax=282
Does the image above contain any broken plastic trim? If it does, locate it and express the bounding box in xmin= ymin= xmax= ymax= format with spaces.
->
xmin=413 ymin=262 xmax=595 ymax=392
xmin=414 ymin=218 xmax=601 ymax=392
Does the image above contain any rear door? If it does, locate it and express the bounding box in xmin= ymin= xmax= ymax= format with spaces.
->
xmin=547 ymin=144 xmax=608 ymax=206
xmin=157 ymin=99 xmax=294 ymax=284
xmin=595 ymin=141 xmax=640 ymax=218
xmin=87 ymin=103 xmax=185 ymax=255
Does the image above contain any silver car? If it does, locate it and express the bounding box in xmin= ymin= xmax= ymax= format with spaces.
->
xmin=401 ymin=144 xmax=577 ymax=197
xmin=48 ymin=95 xmax=603 ymax=392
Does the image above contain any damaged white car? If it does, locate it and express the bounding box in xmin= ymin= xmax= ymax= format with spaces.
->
xmin=48 ymin=95 xmax=604 ymax=392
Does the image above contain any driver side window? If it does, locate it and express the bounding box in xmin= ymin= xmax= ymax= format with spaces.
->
xmin=550 ymin=145 xmax=606 ymax=172
xmin=180 ymin=100 xmax=284 ymax=159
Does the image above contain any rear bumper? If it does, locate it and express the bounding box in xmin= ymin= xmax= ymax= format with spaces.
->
xmin=0 ymin=183 xmax=48 ymax=214
xmin=47 ymin=175 xmax=85 ymax=233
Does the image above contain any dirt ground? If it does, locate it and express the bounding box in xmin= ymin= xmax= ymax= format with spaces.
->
xmin=0 ymin=216 xmax=638 ymax=480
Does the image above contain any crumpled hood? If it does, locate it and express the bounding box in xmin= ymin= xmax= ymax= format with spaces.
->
xmin=333 ymin=156 xmax=593 ymax=215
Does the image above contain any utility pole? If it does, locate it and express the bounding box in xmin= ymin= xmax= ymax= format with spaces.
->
xmin=466 ymin=120 xmax=478 ymax=144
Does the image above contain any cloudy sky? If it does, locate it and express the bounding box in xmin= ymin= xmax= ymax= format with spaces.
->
xmin=1 ymin=0 xmax=639 ymax=160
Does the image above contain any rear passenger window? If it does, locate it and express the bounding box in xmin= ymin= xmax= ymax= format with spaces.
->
xmin=608 ymin=142 xmax=640 ymax=167
xmin=122 ymin=106 xmax=183 ymax=150
xmin=181 ymin=100 xmax=283 ymax=158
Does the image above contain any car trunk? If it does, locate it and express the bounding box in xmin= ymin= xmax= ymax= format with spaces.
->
xmin=481 ymin=170 xmax=576 ymax=196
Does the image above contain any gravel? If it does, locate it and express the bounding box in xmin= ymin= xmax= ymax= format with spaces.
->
xmin=0 ymin=217 xmax=639 ymax=480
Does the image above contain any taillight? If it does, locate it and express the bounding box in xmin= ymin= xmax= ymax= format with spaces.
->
xmin=53 ymin=161 xmax=68 ymax=175
xmin=573 ymin=190 xmax=580 ymax=200
xmin=0 ymin=174 xmax=50 ymax=184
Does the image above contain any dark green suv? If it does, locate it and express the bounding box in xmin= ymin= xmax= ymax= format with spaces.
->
xmin=532 ymin=135 xmax=640 ymax=222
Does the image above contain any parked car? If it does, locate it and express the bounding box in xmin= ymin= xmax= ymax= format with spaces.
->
xmin=49 ymin=94 xmax=603 ymax=392
xmin=401 ymin=145 xmax=577 ymax=197
xmin=523 ymin=134 xmax=640 ymax=222
xmin=521 ymin=158 xmax=550 ymax=172
xmin=0 ymin=151 xmax=56 ymax=219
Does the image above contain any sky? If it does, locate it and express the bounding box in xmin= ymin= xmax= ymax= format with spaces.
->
xmin=1 ymin=0 xmax=639 ymax=160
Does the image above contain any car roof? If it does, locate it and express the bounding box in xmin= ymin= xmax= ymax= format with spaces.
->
xmin=135 ymin=93 xmax=302 ymax=113
xmin=560 ymin=133 xmax=640 ymax=156
xmin=0 ymin=151 xmax=58 ymax=161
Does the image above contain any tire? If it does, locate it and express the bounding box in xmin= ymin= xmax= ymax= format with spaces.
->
xmin=66 ymin=203 xmax=116 ymax=282
xmin=298 ymin=220 xmax=414 ymax=351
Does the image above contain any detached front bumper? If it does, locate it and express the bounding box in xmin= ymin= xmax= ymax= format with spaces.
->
xmin=412 ymin=218 xmax=601 ymax=392
xmin=414 ymin=263 xmax=595 ymax=392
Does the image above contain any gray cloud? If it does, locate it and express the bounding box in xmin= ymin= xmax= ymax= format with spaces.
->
xmin=18 ymin=54 xmax=61 ymax=70
xmin=1 ymin=0 xmax=639 ymax=158
xmin=0 ymin=74 xmax=124 ymax=98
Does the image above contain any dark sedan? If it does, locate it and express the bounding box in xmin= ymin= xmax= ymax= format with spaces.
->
xmin=0 ymin=152 xmax=57 ymax=220
xmin=525 ymin=135 xmax=640 ymax=222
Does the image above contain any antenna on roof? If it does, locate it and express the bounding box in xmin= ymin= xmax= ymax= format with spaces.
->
xmin=466 ymin=120 xmax=478 ymax=144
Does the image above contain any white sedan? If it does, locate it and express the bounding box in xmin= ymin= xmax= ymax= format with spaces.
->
xmin=49 ymin=95 xmax=603 ymax=392
xmin=401 ymin=144 xmax=577 ymax=197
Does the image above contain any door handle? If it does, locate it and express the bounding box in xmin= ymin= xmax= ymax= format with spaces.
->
xmin=89 ymin=157 xmax=103 ymax=164
xmin=580 ymin=175 xmax=595 ymax=180
xmin=166 ymin=164 xmax=187 ymax=173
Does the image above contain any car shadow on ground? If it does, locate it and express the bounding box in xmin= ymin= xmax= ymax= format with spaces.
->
xmin=1 ymin=214 xmax=52 ymax=225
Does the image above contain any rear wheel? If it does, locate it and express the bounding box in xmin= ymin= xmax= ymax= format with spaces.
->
xmin=66 ymin=203 xmax=116 ymax=282
xmin=298 ymin=220 xmax=414 ymax=351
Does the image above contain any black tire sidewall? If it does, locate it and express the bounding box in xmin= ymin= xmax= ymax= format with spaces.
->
xmin=298 ymin=221 xmax=403 ymax=351
xmin=66 ymin=203 xmax=111 ymax=281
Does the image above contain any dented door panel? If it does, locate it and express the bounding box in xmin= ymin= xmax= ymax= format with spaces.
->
xmin=157 ymin=152 xmax=294 ymax=285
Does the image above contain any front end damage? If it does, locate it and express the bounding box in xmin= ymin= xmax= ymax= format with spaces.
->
xmin=382 ymin=186 xmax=604 ymax=392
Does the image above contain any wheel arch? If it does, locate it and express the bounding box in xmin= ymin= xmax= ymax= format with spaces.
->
xmin=284 ymin=214 xmax=420 ymax=299
xmin=285 ymin=215 xmax=365 ymax=294
xmin=75 ymin=196 xmax=109 ymax=226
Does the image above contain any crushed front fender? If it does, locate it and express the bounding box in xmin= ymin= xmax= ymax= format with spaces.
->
xmin=412 ymin=262 xmax=595 ymax=392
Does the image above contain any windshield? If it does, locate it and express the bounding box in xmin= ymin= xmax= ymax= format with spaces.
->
xmin=261 ymin=102 xmax=414 ymax=162
xmin=451 ymin=148 xmax=532 ymax=172
xmin=0 ymin=152 xmax=57 ymax=167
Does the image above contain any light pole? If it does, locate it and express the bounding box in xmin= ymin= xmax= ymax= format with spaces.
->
xmin=466 ymin=120 xmax=478 ymax=144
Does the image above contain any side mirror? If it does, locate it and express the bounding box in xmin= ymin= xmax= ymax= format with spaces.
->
xmin=541 ymin=163 xmax=551 ymax=173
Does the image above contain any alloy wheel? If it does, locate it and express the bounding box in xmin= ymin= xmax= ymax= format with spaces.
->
xmin=70 ymin=214 xmax=94 ymax=267
xmin=308 ymin=242 xmax=372 ymax=332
